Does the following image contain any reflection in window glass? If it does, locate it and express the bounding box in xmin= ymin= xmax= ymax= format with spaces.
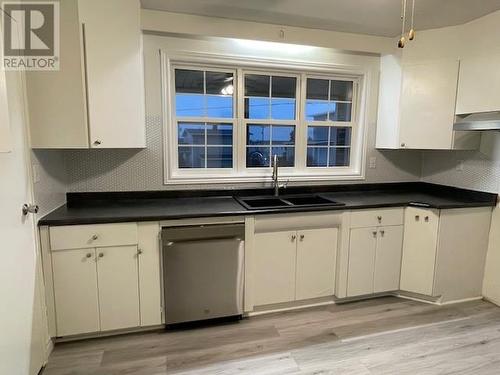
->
xmin=306 ymin=126 xmax=351 ymax=167
xmin=245 ymin=74 xmax=296 ymax=120
xmin=246 ymin=124 xmax=295 ymax=167
xmin=306 ymin=78 xmax=353 ymax=122
xmin=174 ymin=68 xmax=234 ymax=118
xmin=177 ymin=122 xmax=233 ymax=169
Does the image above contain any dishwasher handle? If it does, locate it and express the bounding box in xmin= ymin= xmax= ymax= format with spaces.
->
xmin=165 ymin=236 xmax=243 ymax=247
xmin=162 ymin=224 xmax=245 ymax=243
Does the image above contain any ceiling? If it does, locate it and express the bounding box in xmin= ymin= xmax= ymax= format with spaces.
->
xmin=141 ymin=0 xmax=500 ymax=37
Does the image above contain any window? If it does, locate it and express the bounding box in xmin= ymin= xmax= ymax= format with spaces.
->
xmin=165 ymin=58 xmax=362 ymax=184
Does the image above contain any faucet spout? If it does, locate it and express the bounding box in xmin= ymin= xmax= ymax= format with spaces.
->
xmin=272 ymin=154 xmax=279 ymax=196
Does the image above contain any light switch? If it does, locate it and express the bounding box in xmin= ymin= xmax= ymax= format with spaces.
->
xmin=369 ymin=157 xmax=377 ymax=169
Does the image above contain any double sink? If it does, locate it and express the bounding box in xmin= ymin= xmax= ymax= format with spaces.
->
xmin=235 ymin=194 xmax=344 ymax=210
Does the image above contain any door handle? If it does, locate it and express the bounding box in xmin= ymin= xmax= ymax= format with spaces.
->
xmin=22 ymin=203 xmax=39 ymax=216
xmin=372 ymin=231 xmax=377 ymax=237
xmin=380 ymin=230 xmax=385 ymax=236
xmin=291 ymin=234 xmax=296 ymax=242
xmin=299 ymin=234 xmax=304 ymax=241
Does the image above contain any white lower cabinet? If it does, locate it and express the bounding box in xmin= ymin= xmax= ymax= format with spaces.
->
xmin=253 ymin=228 xmax=338 ymax=306
xmin=96 ymin=246 xmax=140 ymax=331
xmin=347 ymin=225 xmax=403 ymax=297
xmin=253 ymin=231 xmax=297 ymax=306
xmin=48 ymin=222 xmax=161 ymax=337
xmin=52 ymin=249 xmax=100 ymax=336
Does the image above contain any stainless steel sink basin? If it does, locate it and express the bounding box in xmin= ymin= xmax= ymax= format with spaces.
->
xmin=235 ymin=194 xmax=344 ymax=210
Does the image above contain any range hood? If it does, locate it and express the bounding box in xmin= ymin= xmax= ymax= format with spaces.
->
xmin=453 ymin=111 xmax=500 ymax=131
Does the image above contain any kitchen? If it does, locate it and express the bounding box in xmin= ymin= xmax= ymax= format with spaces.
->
xmin=2 ymin=0 xmax=500 ymax=374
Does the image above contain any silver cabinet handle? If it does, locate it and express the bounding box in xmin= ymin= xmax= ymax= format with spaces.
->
xmin=380 ymin=230 xmax=385 ymax=236
xmin=299 ymin=234 xmax=304 ymax=241
xmin=372 ymin=231 xmax=377 ymax=237
xmin=425 ymin=216 xmax=429 ymax=222
xmin=22 ymin=203 xmax=39 ymax=216
xmin=93 ymin=140 xmax=102 ymax=146
xmin=86 ymin=253 xmax=92 ymax=258
xmin=137 ymin=249 xmax=143 ymax=255
xmin=91 ymin=234 xmax=98 ymax=241
xmin=377 ymin=216 xmax=382 ymax=223
xmin=291 ymin=234 xmax=296 ymax=242
xmin=98 ymin=253 xmax=104 ymax=258
xmin=415 ymin=215 xmax=420 ymax=221
xmin=401 ymin=142 xmax=406 ymax=147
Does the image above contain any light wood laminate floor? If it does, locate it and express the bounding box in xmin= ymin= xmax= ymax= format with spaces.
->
xmin=42 ymin=297 xmax=500 ymax=374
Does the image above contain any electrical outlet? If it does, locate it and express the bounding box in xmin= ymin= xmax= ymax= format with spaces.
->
xmin=32 ymin=163 xmax=41 ymax=183
xmin=456 ymin=160 xmax=464 ymax=171
xmin=368 ymin=156 xmax=377 ymax=169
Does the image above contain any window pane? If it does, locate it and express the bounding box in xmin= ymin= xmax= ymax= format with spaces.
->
xmin=178 ymin=146 xmax=205 ymax=168
xmin=329 ymin=147 xmax=350 ymax=166
xmin=307 ymin=126 xmax=329 ymax=146
xmin=306 ymin=78 xmax=329 ymax=100
xmin=271 ymin=98 xmax=295 ymax=120
xmin=307 ymin=147 xmax=328 ymax=167
xmin=306 ymin=100 xmax=330 ymax=121
xmin=247 ymin=124 xmax=270 ymax=145
xmin=245 ymin=74 xmax=270 ymax=97
xmin=207 ymin=147 xmax=233 ymax=168
xmin=272 ymin=76 xmax=296 ymax=98
xmin=271 ymin=147 xmax=295 ymax=167
xmin=178 ymin=123 xmax=205 ymax=145
xmin=247 ymin=147 xmax=270 ymax=167
xmin=175 ymin=94 xmax=204 ymax=117
xmin=206 ymin=72 xmax=233 ymax=95
xmin=245 ymin=97 xmax=270 ymax=119
xmin=207 ymin=96 xmax=233 ymax=118
xmin=175 ymin=69 xmax=203 ymax=94
xmin=272 ymin=125 xmax=295 ymax=145
xmin=329 ymin=102 xmax=352 ymax=122
xmin=207 ymin=124 xmax=233 ymax=145
xmin=330 ymin=80 xmax=353 ymax=101
xmin=330 ymin=127 xmax=351 ymax=146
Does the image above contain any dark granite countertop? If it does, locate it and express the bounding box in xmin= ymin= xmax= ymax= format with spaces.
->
xmin=38 ymin=182 xmax=498 ymax=226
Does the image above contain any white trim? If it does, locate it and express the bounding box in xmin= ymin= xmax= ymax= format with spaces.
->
xmin=161 ymin=50 xmax=370 ymax=185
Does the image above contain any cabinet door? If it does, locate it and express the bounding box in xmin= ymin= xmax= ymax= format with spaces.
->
xmin=400 ymin=208 xmax=440 ymax=296
xmin=78 ymin=0 xmax=145 ymax=148
xmin=52 ymin=249 xmax=99 ymax=336
xmin=399 ymin=60 xmax=459 ymax=149
xmin=347 ymin=228 xmax=377 ymax=297
xmin=96 ymin=246 xmax=140 ymax=331
xmin=253 ymin=231 xmax=297 ymax=306
xmin=456 ymin=55 xmax=500 ymax=114
xmin=374 ymin=226 xmax=403 ymax=293
xmin=296 ymin=228 xmax=337 ymax=300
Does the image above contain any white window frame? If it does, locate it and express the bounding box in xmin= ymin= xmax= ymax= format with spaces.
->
xmin=161 ymin=51 xmax=369 ymax=185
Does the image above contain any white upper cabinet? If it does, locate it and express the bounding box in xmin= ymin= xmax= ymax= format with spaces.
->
xmin=456 ymin=54 xmax=500 ymax=115
xmin=26 ymin=0 xmax=145 ymax=149
xmin=376 ymin=56 xmax=477 ymax=150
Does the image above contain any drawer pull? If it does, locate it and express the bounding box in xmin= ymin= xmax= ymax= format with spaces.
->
xmin=377 ymin=216 xmax=382 ymax=223
xmin=299 ymin=234 xmax=304 ymax=241
xmin=91 ymin=234 xmax=99 ymax=241
xmin=137 ymin=249 xmax=143 ymax=255
xmin=98 ymin=252 xmax=104 ymax=258
xmin=372 ymin=231 xmax=377 ymax=237
xmin=291 ymin=234 xmax=296 ymax=242
xmin=380 ymin=230 xmax=385 ymax=236
xmin=425 ymin=216 xmax=429 ymax=222
xmin=415 ymin=215 xmax=420 ymax=221
xmin=86 ymin=253 xmax=92 ymax=258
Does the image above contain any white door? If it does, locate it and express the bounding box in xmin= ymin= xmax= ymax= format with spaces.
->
xmin=347 ymin=227 xmax=377 ymax=297
xmin=0 ymin=69 xmax=47 ymax=373
xmin=97 ymin=246 xmax=140 ymax=331
xmin=295 ymin=228 xmax=337 ymax=300
xmin=400 ymin=208 xmax=440 ymax=296
xmin=374 ymin=226 xmax=404 ymax=293
xmin=52 ymin=249 xmax=100 ymax=336
xmin=253 ymin=231 xmax=297 ymax=306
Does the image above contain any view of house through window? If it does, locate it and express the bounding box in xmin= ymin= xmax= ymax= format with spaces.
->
xmin=169 ymin=64 xmax=360 ymax=182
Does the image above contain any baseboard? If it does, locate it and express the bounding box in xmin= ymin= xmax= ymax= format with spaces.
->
xmin=247 ymin=296 xmax=335 ymax=317
xmin=54 ymin=324 xmax=165 ymax=343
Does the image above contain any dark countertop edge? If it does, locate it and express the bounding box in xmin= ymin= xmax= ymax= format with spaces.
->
xmin=37 ymin=199 xmax=497 ymax=227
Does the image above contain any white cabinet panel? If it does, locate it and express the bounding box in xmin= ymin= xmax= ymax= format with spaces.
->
xmin=78 ymin=0 xmax=145 ymax=148
xmin=0 ymin=59 xmax=11 ymax=152
xmin=253 ymin=231 xmax=297 ymax=306
xmin=137 ymin=222 xmax=162 ymax=326
xmin=456 ymin=55 xmax=500 ymax=114
xmin=347 ymin=227 xmax=377 ymax=297
xmin=400 ymin=208 xmax=440 ymax=296
xmin=296 ymin=228 xmax=337 ymax=300
xmin=52 ymin=249 xmax=99 ymax=336
xmin=96 ymin=246 xmax=140 ymax=331
xmin=350 ymin=208 xmax=404 ymax=228
xmin=399 ymin=60 xmax=459 ymax=149
xmin=374 ymin=226 xmax=403 ymax=293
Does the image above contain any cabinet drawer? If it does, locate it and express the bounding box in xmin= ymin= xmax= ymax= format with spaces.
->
xmin=50 ymin=223 xmax=138 ymax=251
xmin=350 ymin=208 xmax=404 ymax=228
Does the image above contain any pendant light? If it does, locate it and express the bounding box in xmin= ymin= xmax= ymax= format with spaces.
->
xmin=409 ymin=0 xmax=416 ymax=40
xmin=398 ymin=0 xmax=416 ymax=48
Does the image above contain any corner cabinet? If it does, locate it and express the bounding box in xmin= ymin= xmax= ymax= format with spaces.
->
xmin=26 ymin=0 xmax=145 ymax=149
xmin=45 ymin=222 xmax=161 ymax=337
xmin=400 ymin=207 xmax=492 ymax=302
xmin=376 ymin=56 xmax=479 ymax=150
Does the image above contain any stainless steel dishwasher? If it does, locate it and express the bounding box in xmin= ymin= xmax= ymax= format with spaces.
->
xmin=162 ymin=224 xmax=245 ymax=325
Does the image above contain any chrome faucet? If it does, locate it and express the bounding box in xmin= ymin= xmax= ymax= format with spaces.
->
xmin=272 ymin=154 xmax=279 ymax=196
